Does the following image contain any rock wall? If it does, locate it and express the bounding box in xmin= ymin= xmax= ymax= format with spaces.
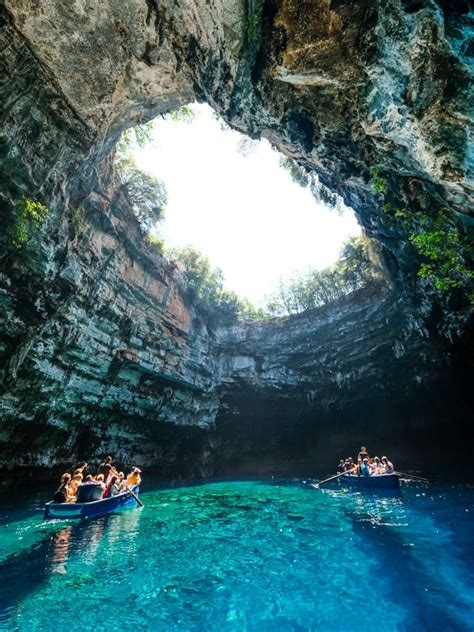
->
xmin=0 ymin=1 xmax=472 ymax=478
xmin=214 ymin=283 xmax=472 ymax=475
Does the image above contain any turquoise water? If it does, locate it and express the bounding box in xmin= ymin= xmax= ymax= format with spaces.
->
xmin=0 ymin=480 xmax=473 ymax=631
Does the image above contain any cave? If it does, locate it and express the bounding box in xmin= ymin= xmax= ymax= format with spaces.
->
xmin=0 ymin=0 xmax=472 ymax=482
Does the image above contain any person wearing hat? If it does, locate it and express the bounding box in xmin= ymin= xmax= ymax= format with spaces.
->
xmin=126 ymin=467 xmax=142 ymax=488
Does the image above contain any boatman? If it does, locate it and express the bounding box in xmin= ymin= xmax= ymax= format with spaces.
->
xmin=358 ymin=446 xmax=370 ymax=462
xmin=126 ymin=467 xmax=141 ymax=487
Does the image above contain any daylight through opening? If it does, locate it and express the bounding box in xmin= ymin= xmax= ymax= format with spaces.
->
xmin=116 ymin=103 xmax=384 ymax=321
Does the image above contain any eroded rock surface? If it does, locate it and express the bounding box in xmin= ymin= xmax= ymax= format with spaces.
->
xmin=0 ymin=1 xmax=472 ymax=477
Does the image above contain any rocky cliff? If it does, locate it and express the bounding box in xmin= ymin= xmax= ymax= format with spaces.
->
xmin=0 ymin=1 xmax=472 ymax=479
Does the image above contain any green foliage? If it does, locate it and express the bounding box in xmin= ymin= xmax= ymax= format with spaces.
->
xmin=169 ymin=246 xmax=262 ymax=324
xmin=266 ymin=236 xmax=375 ymax=316
xmin=370 ymin=167 xmax=388 ymax=195
xmin=280 ymin=156 xmax=343 ymax=212
xmin=247 ymin=0 xmax=264 ymax=44
xmin=10 ymin=197 xmax=49 ymax=250
xmin=146 ymin=233 xmax=165 ymax=254
xmin=115 ymin=124 xmax=167 ymax=232
xmin=117 ymin=160 xmax=167 ymax=231
xmin=408 ymin=213 xmax=472 ymax=292
xmin=165 ymin=105 xmax=196 ymax=123
xmin=71 ymin=206 xmax=87 ymax=234
xmin=116 ymin=121 xmax=154 ymax=155
xmin=381 ymin=199 xmax=472 ymax=298
xmin=279 ymin=156 xmax=310 ymax=188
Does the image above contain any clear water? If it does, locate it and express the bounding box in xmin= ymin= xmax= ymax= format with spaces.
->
xmin=0 ymin=480 xmax=473 ymax=631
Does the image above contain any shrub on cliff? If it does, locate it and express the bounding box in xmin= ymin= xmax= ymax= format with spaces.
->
xmin=168 ymin=246 xmax=263 ymax=325
xmin=5 ymin=196 xmax=49 ymax=251
xmin=114 ymin=124 xmax=167 ymax=232
xmin=266 ymin=236 xmax=377 ymax=316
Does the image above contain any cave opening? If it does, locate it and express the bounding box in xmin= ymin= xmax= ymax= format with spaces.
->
xmin=118 ymin=102 xmax=378 ymax=319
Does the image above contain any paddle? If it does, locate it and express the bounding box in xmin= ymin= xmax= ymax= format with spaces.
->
xmin=123 ymin=483 xmax=144 ymax=507
xmin=110 ymin=466 xmax=144 ymax=507
xmin=311 ymin=466 xmax=358 ymax=488
xmin=395 ymin=471 xmax=429 ymax=483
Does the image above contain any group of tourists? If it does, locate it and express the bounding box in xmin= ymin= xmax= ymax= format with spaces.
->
xmin=338 ymin=447 xmax=394 ymax=476
xmin=53 ymin=456 xmax=142 ymax=504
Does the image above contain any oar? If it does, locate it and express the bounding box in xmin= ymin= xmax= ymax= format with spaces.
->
xmin=123 ymin=483 xmax=144 ymax=507
xmin=395 ymin=471 xmax=429 ymax=483
xmin=311 ymin=466 xmax=358 ymax=488
xmin=109 ymin=466 xmax=144 ymax=506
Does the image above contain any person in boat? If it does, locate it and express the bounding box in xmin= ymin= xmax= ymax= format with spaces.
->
xmin=360 ymin=458 xmax=371 ymax=476
xmin=126 ymin=467 xmax=141 ymax=488
xmin=53 ymin=473 xmax=72 ymax=503
xmin=76 ymin=475 xmax=104 ymax=503
xmin=343 ymin=457 xmax=355 ymax=472
xmin=103 ymin=475 xmax=120 ymax=498
xmin=381 ymin=456 xmax=394 ymax=474
xmin=357 ymin=446 xmax=370 ymax=463
xmin=68 ymin=472 xmax=84 ymax=501
xmin=115 ymin=471 xmax=125 ymax=492
xmin=338 ymin=459 xmax=345 ymax=473
xmin=97 ymin=456 xmax=114 ymax=484
xmin=372 ymin=456 xmax=385 ymax=474
xmin=95 ymin=474 xmax=106 ymax=491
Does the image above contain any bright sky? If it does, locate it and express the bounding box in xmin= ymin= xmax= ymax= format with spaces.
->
xmin=134 ymin=103 xmax=360 ymax=305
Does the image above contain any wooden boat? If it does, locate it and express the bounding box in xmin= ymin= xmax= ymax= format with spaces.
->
xmin=44 ymin=486 xmax=140 ymax=520
xmin=339 ymin=473 xmax=400 ymax=489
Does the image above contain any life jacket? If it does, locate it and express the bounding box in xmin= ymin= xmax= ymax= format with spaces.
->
xmin=127 ymin=473 xmax=140 ymax=486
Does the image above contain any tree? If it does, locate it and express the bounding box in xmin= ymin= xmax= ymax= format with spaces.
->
xmin=337 ymin=236 xmax=374 ymax=290
xmin=117 ymin=159 xmax=167 ymax=231
xmin=114 ymin=123 xmax=167 ymax=232
xmin=168 ymin=246 xmax=262 ymax=325
xmin=266 ymin=236 xmax=376 ymax=316
xmin=279 ymin=155 xmax=344 ymax=212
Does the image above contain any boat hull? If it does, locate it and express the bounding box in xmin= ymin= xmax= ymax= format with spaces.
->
xmin=44 ymin=486 xmax=140 ymax=520
xmin=339 ymin=473 xmax=400 ymax=489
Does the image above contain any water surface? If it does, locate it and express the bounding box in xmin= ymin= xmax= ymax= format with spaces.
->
xmin=0 ymin=480 xmax=473 ymax=631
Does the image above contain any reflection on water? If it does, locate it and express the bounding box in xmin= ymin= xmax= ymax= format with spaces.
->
xmin=51 ymin=526 xmax=72 ymax=574
xmin=0 ymin=481 xmax=473 ymax=631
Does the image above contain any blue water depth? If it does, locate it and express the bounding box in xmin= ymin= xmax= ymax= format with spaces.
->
xmin=0 ymin=480 xmax=473 ymax=631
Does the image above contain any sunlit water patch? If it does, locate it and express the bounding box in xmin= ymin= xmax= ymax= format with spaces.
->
xmin=0 ymin=481 xmax=473 ymax=631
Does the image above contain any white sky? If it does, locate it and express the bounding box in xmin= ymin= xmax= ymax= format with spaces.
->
xmin=134 ymin=103 xmax=360 ymax=306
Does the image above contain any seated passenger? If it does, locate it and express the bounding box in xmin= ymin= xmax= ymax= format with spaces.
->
xmin=371 ymin=456 xmax=383 ymax=474
xmin=76 ymin=475 xmax=104 ymax=503
xmin=126 ymin=467 xmax=142 ymax=488
xmin=115 ymin=472 xmax=125 ymax=492
xmin=53 ymin=473 xmax=71 ymax=503
xmin=381 ymin=456 xmax=394 ymax=474
xmin=95 ymin=474 xmax=106 ymax=490
xmin=360 ymin=458 xmax=370 ymax=476
xmin=338 ymin=459 xmax=345 ymax=473
xmin=344 ymin=457 xmax=355 ymax=472
xmin=103 ymin=476 xmax=120 ymax=498
xmin=68 ymin=473 xmax=83 ymax=501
